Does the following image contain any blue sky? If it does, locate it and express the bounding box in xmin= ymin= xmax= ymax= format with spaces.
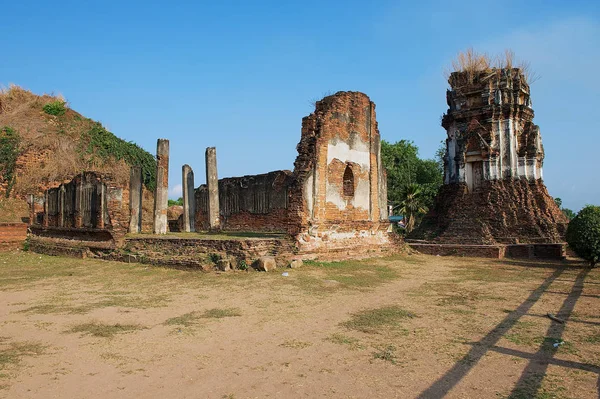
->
xmin=2 ymin=0 xmax=598 ymax=211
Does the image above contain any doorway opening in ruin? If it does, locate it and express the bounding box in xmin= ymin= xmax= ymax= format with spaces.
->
xmin=465 ymin=161 xmax=483 ymax=193
xmin=343 ymin=165 xmax=354 ymax=197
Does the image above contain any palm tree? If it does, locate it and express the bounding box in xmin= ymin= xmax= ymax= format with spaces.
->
xmin=398 ymin=183 xmax=428 ymax=233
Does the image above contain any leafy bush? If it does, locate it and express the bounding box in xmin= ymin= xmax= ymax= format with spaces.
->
xmin=82 ymin=123 xmax=156 ymax=191
xmin=0 ymin=127 xmax=21 ymax=197
xmin=42 ymin=100 xmax=67 ymax=116
xmin=168 ymin=197 xmax=183 ymax=206
xmin=566 ymin=205 xmax=600 ymax=267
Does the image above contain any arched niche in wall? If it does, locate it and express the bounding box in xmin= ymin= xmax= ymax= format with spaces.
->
xmin=343 ymin=164 xmax=355 ymax=197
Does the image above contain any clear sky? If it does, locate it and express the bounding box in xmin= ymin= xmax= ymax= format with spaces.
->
xmin=2 ymin=0 xmax=598 ymax=211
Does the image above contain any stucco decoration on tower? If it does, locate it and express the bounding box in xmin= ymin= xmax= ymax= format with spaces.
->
xmin=411 ymin=68 xmax=568 ymax=244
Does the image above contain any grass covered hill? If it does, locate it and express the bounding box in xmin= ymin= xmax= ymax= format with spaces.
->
xmin=0 ymin=85 xmax=156 ymax=199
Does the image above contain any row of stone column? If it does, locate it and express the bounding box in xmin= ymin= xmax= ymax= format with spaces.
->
xmin=129 ymin=139 xmax=221 ymax=234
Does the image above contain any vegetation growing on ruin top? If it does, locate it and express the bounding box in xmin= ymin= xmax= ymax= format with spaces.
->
xmin=0 ymin=85 xmax=156 ymax=195
xmin=446 ymin=48 xmax=538 ymax=86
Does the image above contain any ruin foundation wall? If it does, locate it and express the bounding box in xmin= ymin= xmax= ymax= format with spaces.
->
xmin=412 ymin=179 xmax=568 ymax=245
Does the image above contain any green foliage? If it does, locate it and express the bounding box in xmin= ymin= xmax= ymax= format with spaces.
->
xmin=566 ymin=205 xmax=600 ymax=267
xmin=562 ymin=208 xmax=576 ymax=220
xmin=82 ymin=123 xmax=156 ymax=191
xmin=397 ymin=183 xmax=429 ymax=233
xmin=554 ymin=197 xmax=563 ymax=208
xmin=0 ymin=127 xmax=21 ymax=197
xmin=168 ymin=197 xmax=183 ymax=206
xmin=554 ymin=197 xmax=576 ymax=220
xmin=382 ymin=140 xmax=442 ymax=232
xmin=238 ymin=260 xmax=248 ymax=271
xmin=381 ymin=140 xmax=443 ymax=213
xmin=42 ymin=100 xmax=67 ymax=116
xmin=208 ymin=253 xmax=221 ymax=264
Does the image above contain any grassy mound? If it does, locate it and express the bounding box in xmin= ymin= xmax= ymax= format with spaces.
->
xmin=0 ymin=85 xmax=156 ymax=198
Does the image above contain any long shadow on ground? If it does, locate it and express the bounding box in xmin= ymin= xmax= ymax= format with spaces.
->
xmin=417 ymin=260 xmax=599 ymax=398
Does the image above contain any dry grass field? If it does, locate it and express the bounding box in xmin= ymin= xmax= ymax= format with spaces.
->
xmin=0 ymin=250 xmax=598 ymax=398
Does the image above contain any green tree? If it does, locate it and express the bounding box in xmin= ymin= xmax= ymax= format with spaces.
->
xmin=566 ymin=205 xmax=600 ymax=267
xmin=397 ymin=183 xmax=429 ymax=233
xmin=553 ymin=197 xmax=576 ymax=220
xmin=381 ymin=140 xmax=443 ymax=212
xmin=554 ymin=197 xmax=563 ymax=208
xmin=562 ymin=208 xmax=576 ymax=220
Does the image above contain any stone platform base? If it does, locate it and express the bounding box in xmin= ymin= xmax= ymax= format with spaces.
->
xmin=408 ymin=242 xmax=565 ymax=260
xmin=115 ymin=234 xmax=298 ymax=269
xmin=29 ymin=230 xmax=401 ymax=269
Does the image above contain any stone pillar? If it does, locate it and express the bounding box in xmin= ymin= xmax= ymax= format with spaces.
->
xmin=27 ymin=194 xmax=35 ymax=225
xmin=75 ymin=178 xmax=83 ymax=228
xmin=96 ymin=183 xmax=105 ymax=229
xmin=153 ymin=139 xmax=169 ymax=234
xmin=182 ymin=164 xmax=195 ymax=232
xmin=59 ymin=186 xmax=65 ymax=227
xmin=43 ymin=191 xmax=49 ymax=227
xmin=205 ymin=147 xmax=220 ymax=230
xmin=129 ymin=166 xmax=143 ymax=233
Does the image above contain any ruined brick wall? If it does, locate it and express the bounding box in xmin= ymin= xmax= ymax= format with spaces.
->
xmin=31 ymin=172 xmax=129 ymax=248
xmin=0 ymin=223 xmax=27 ymax=251
xmin=191 ymin=91 xmax=392 ymax=258
xmin=410 ymin=68 xmax=567 ymax=245
xmin=195 ymin=170 xmax=294 ymax=232
xmin=289 ymin=91 xmax=390 ymax=252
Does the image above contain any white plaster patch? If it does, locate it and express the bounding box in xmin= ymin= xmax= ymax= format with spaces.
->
xmin=326 ymin=183 xmax=345 ymax=210
xmin=304 ymin=172 xmax=314 ymax=216
xmin=327 ymin=140 xmax=370 ymax=169
xmin=353 ymin=179 xmax=370 ymax=210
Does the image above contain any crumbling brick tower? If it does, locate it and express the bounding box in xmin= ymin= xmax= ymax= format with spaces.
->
xmin=411 ymin=68 xmax=568 ymax=244
xmin=289 ymin=91 xmax=390 ymax=253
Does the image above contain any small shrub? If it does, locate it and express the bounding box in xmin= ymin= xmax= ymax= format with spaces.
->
xmin=566 ymin=205 xmax=600 ymax=267
xmin=208 ymin=253 xmax=221 ymax=264
xmin=238 ymin=260 xmax=248 ymax=271
xmin=42 ymin=100 xmax=67 ymax=116
xmin=22 ymin=236 xmax=30 ymax=251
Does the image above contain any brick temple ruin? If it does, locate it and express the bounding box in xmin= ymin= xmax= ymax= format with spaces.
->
xmin=29 ymin=91 xmax=394 ymax=267
xmin=409 ymin=67 xmax=568 ymax=258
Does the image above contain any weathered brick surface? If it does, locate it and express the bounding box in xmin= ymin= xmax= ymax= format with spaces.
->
xmin=118 ymin=236 xmax=297 ymax=269
xmin=195 ymin=171 xmax=293 ymax=232
xmin=0 ymin=223 xmax=27 ymax=251
xmin=412 ymin=180 xmax=567 ymax=244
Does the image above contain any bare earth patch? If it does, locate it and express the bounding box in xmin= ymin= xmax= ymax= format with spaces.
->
xmin=0 ymin=251 xmax=598 ymax=398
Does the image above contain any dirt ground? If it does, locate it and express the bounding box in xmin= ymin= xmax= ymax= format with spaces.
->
xmin=0 ymin=250 xmax=598 ymax=398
